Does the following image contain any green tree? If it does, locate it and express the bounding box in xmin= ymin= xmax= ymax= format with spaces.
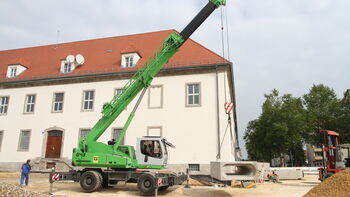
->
xmin=302 ymin=84 xmax=340 ymax=144
xmin=335 ymin=91 xmax=350 ymax=143
xmin=244 ymin=89 xmax=306 ymax=166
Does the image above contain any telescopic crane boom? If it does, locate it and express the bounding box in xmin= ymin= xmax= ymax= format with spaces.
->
xmin=72 ymin=0 xmax=226 ymax=170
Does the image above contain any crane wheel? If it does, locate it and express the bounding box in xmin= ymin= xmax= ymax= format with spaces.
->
xmin=137 ymin=174 xmax=156 ymax=196
xmin=80 ymin=171 xmax=102 ymax=192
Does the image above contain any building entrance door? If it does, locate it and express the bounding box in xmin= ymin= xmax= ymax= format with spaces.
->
xmin=45 ymin=130 xmax=63 ymax=158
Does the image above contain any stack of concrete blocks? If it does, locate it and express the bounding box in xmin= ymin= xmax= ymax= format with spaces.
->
xmin=270 ymin=167 xmax=304 ymax=180
xmin=210 ymin=161 xmax=268 ymax=181
xmin=256 ymin=162 xmax=271 ymax=182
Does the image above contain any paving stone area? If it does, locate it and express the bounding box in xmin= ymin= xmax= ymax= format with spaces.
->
xmin=0 ymin=182 xmax=49 ymax=197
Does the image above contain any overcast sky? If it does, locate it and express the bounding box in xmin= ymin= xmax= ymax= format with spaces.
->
xmin=1 ymin=0 xmax=349 ymax=158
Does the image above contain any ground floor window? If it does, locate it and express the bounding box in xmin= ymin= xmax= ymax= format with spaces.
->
xmin=18 ymin=130 xmax=31 ymax=151
xmin=79 ymin=129 xmax=91 ymax=141
xmin=188 ymin=164 xmax=200 ymax=171
xmin=112 ymin=128 xmax=124 ymax=145
xmin=0 ymin=131 xmax=3 ymax=151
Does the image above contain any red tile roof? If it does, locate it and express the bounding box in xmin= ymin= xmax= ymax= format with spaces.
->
xmin=120 ymin=45 xmax=140 ymax=55
xmin=0 ymin=30 xmax=228 ymax=83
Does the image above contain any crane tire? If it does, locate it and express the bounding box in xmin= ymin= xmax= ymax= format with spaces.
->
xmin=137 ymin=173 xmax=156 ymax=196
xmin=80 ymin=170 xmax=102 ymax=192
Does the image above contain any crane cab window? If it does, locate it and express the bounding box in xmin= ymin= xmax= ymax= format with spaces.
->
xmin=141 ymin=140 xmax=162 ymax=158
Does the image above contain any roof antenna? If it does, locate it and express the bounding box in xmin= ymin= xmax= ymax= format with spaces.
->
xmin=55 ymin=29 xmax=60 ymax=49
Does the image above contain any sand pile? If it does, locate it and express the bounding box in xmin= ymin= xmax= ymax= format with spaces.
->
xmin=304 ymin=169 xmax=350 ymax=197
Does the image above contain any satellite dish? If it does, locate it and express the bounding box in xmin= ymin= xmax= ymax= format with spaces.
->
xmin=66 ymin=55 xmax=75 ymax=63
xmin=76 ymin=54 xmax=85 ymax=65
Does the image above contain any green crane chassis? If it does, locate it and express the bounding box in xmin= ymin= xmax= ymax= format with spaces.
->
xmin=51 ymin=136 xmax=187 ymax=195
xmin=51 ymin=168 xmax=187 ymax=195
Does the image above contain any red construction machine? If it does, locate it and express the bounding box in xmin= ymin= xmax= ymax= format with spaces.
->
xmin=318 ymin=130 xmax=350 ymax=181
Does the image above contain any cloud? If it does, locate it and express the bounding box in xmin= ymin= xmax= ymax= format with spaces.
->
xmin=1 ymin=0 xmax=349 ymax=158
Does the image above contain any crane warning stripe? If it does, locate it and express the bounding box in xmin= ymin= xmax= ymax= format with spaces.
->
xmin=224 ymin=102 xmax=233 ymax=114
xmin=52 ymin=173 xmax=60 ymax=181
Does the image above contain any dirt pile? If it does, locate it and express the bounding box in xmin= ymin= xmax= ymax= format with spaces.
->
xmin=0 ymin=181 xmax=48 ymax=197
xmin=304 ymin=169 xmax=350 ymax=197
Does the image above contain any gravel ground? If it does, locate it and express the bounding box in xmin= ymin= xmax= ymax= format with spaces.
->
xmin=0 ymin=172 xmax=319 ymax=197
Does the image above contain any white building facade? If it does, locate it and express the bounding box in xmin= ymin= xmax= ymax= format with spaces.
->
xmin=0 ymin=30 xmax=238 ymax=172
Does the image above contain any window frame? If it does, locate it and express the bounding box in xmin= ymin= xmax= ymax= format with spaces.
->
xmin=124 ymin=56 xmax=134 ymax=68
xmin=111 ymin=127 xmax=125 ymax=145
xmin=23 ymin=94 xmax=36 ymax=114
xmin=60 ymin=60 xmax=73 ymax=73
xmin=147 ymin=126 xmax=163 ymax=137
xmin=0 ymin=96 xmax=10 ymax=115
xmin=0 ymin=130 xmax=3 ymax=152
xmin=188 ymin=164 xmax=200 ymax=171
xmin=78 ymin=128 xmax=91 ymax=142
xmin=148 ymin=85 xmax=163 ymax=109
xmin=18 ymin=130 xmax=31 ymax=152
xmin=10 ymin=67 xmax=17 ymax=78
xmin=185 ymin=83 xmax=201 ymax=107
xmin=52 ymin=92 xmax=64 ymax=113
xmin=114 ymin=88 xmax=124 ymax=98
xmin=114 ymin=88 xmax=127 ymax=110
xmin=81 ymin=90 xmax=95 ymax=111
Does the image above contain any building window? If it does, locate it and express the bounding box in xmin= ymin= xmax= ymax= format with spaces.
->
xmin=148 ymin=85 xmax=163 ymax=109
xmin=115 ymin=88 xmax=127 ymax=110
xmin=125 ymin=56 xmax=134 ymax=68
xmin=186 ymin=83 xmax=201 ymax=106
xmin=24 ymin=94 xmax=36 ymax=113
xmin=0 ymin=96 xmax=9 ymax=115
xmin=18 ymin=130 xmax=31 ymax=151
xmin=0 ymin=131 xmax=3 ymax=151
xmin=115 ymin=88 xmax=124 ymax=97
xmin=60 ymin=61 xmax=73 ymax=73
xmin=188 ymin=164 xmax=200 ymax=171
xmin=79 ymin=129 xmax=91 ymax=140
xmin=147 ymin=126 xmax=162 ymax=137
xmin=6 ymin=65 xmax=27 ymax=78
xmin=10 ymin=67 xmax=17 ymax=78
xmin=82 ymin=90 xmax=94 ymax=111
xmin=112 ymin=128 xmax=124 ymax=145
xmin=52 ymin=93 xmax=64 ymax=112
xmin=121 ymin=52 xmax=140 ymax=68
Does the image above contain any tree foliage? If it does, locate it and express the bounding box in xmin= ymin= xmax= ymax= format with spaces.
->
xmin=244 ymin=84 xmax=350 ymax=166
xmin=244 ymin=89 xmax=306 ymax=166
xmin=302 ymin=84 xmax=340 ymax=144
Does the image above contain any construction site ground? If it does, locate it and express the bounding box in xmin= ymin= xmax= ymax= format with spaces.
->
xmin=0 ymin=172 xmax=319 ymax=197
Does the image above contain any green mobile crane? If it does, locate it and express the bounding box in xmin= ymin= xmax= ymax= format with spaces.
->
xmin=58 ymin=0 xmax=226 ymax=195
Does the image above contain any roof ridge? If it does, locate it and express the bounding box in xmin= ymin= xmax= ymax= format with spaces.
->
xmin=0 ymin=29 xmax=176 ymax=52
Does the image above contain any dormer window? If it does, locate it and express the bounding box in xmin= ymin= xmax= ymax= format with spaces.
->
xmin=10 ymin=67 xmax=17 ymax=78
xmin=6 ymin=64 xmax=27 ymax=78
xmin=60 ymin=60 xmax=74 ymax=73
xmin=120 ymin=45 xmax=141 ymax=68
xmin=121 ymin=53 xmax=141 ymax=68
xmin=63 ymin=62 xmax=72 ymax=73
xmin=125 ymin=56 xmax=134 ymax=68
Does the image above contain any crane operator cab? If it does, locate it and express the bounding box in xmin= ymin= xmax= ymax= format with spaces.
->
xmin=136 ymin=136 xmax=175 ymax=167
